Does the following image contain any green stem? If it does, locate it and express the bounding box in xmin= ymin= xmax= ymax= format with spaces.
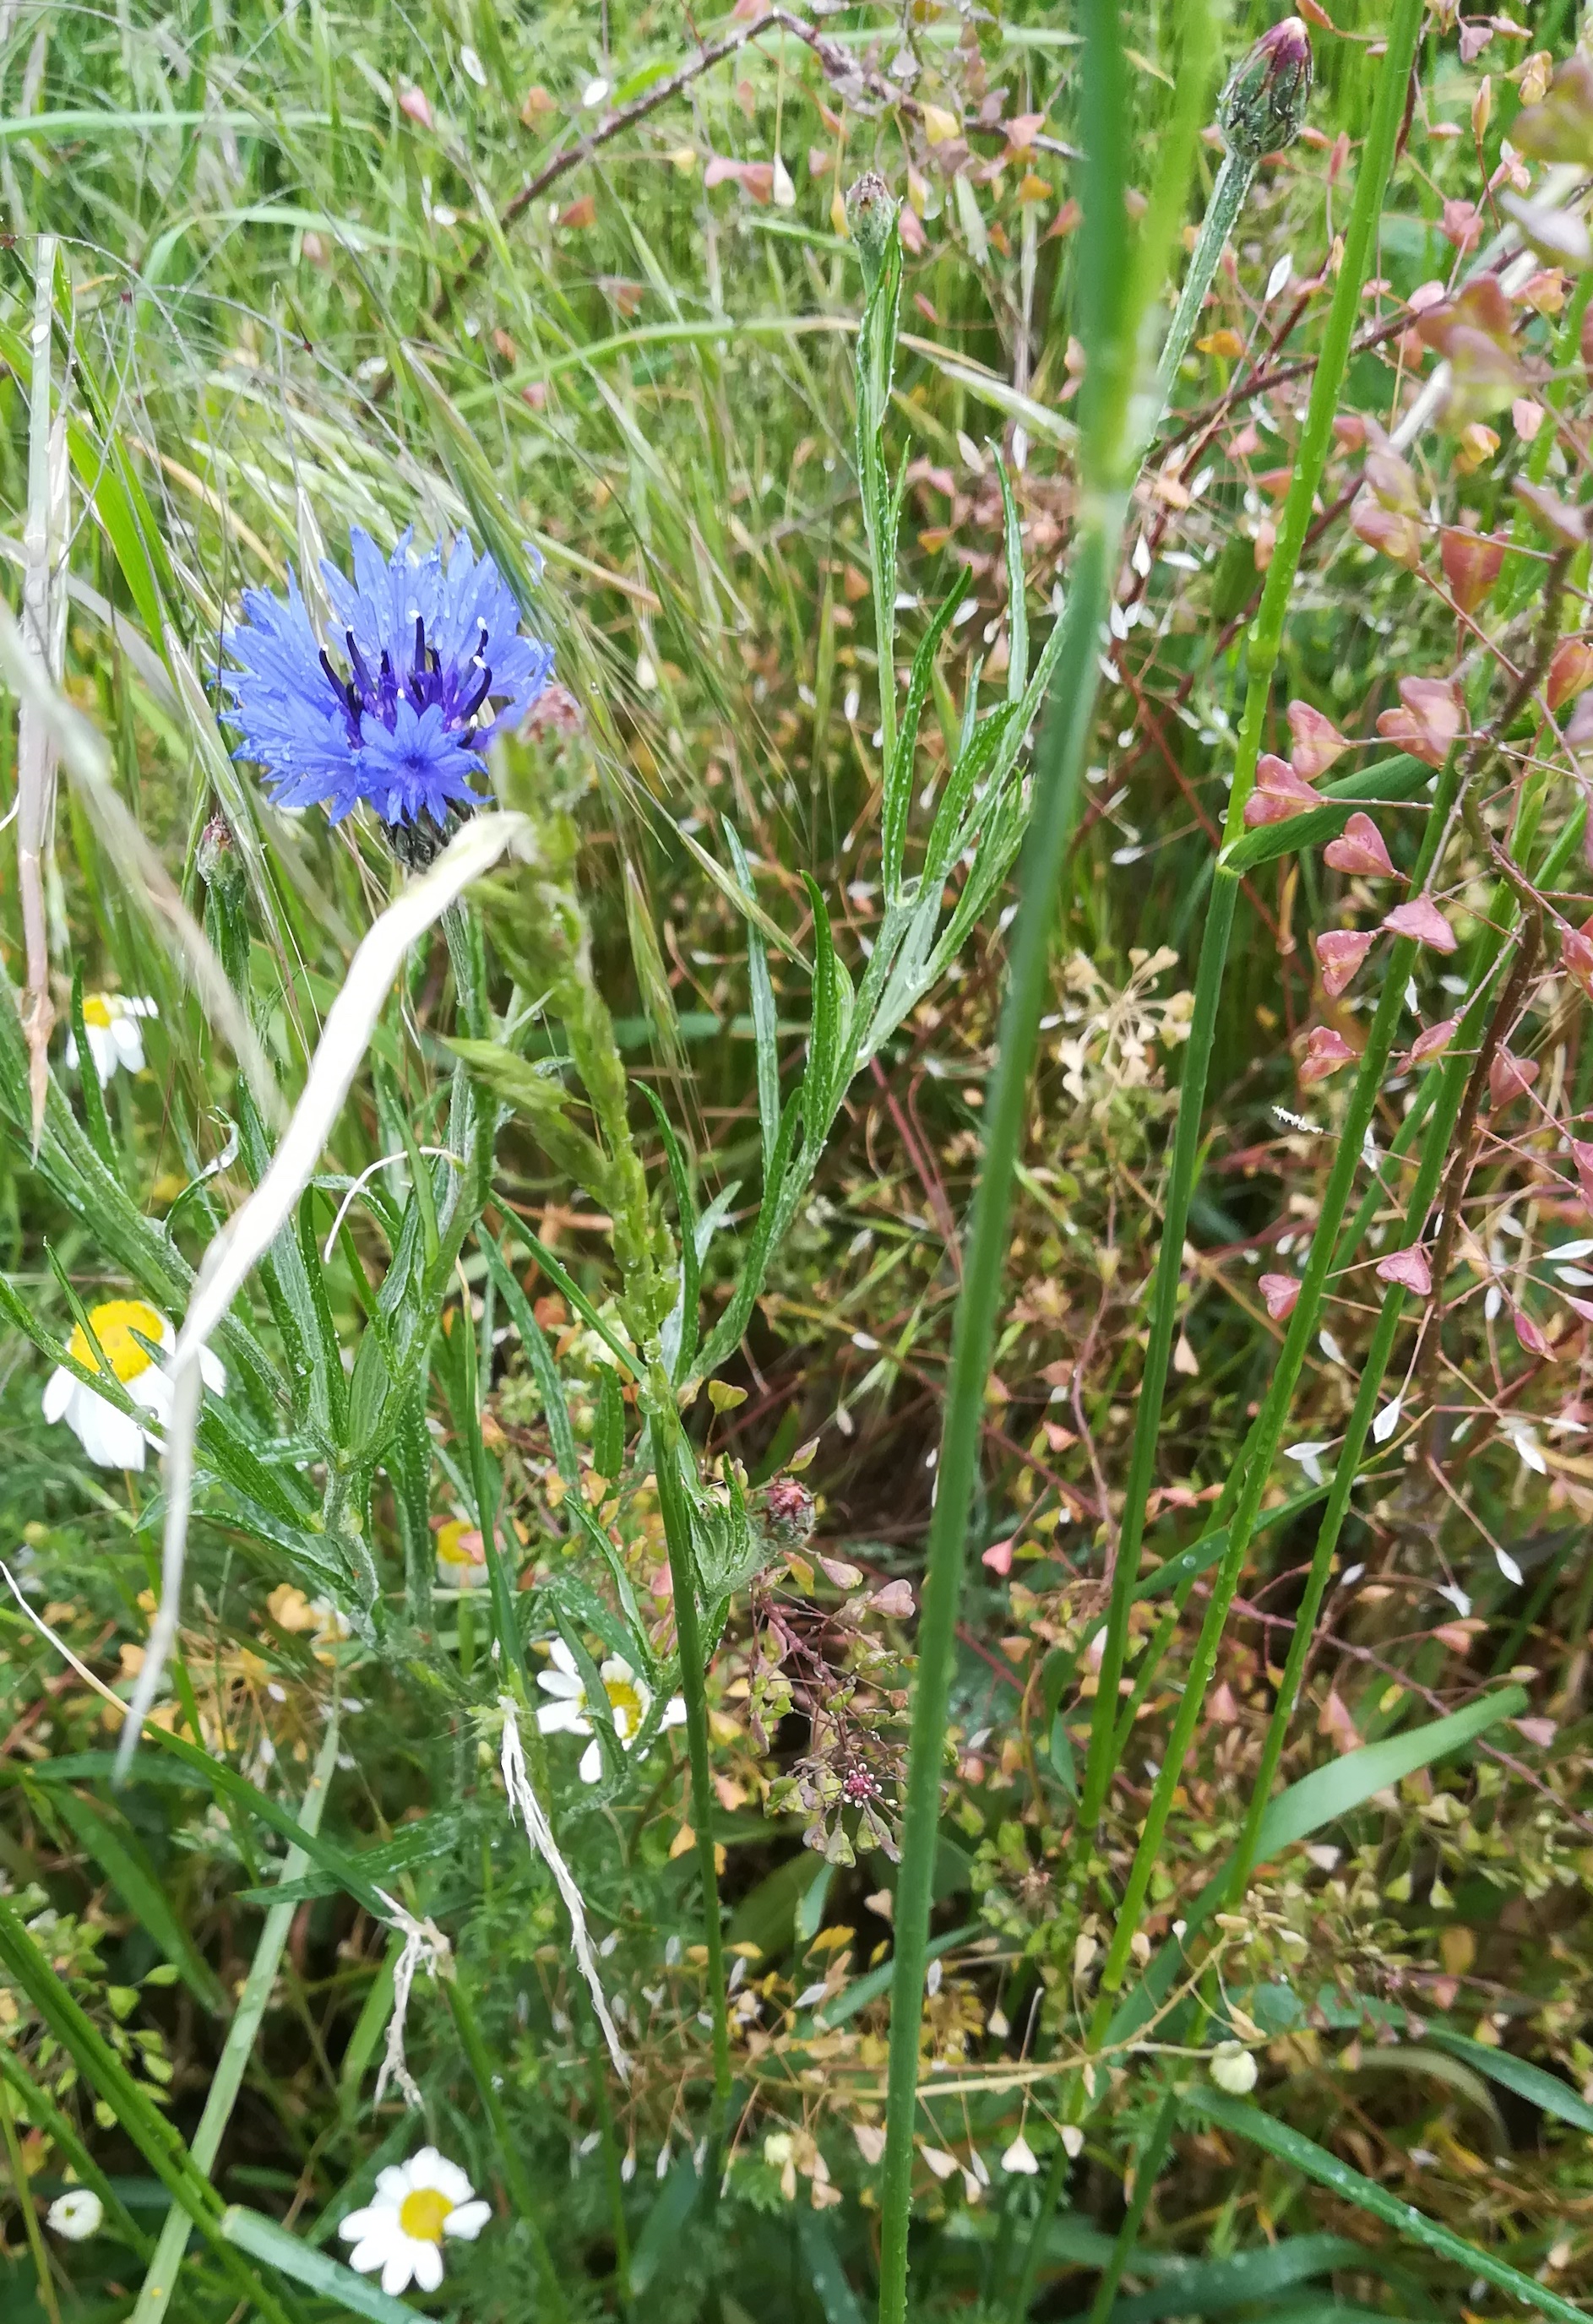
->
xmin=132 ymin=1721 xmax=340 ymax=2324
xmin=651 ymin=1403 xmax=734 ymax=2129
xmin=1085 ymin=2093 xmax=1177 ymax=2324
xmin=0 ymin=2066 xmax=61 ymax=2324
xmin=1151 ymin=151 xmax=1253 ymax=424
xmin=1095 ymin=755 xmax=1458 ymax=2011
xmin=1078 ymin=0 xmax=1427 ymax=1831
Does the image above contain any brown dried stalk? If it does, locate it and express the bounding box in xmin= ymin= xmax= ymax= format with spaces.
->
xmin=17 ymin=236 xmax=65 ymax=1154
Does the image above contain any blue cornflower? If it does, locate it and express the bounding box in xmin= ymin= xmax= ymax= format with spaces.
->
xmin=225 ymin=527 xmax=554 ymax=846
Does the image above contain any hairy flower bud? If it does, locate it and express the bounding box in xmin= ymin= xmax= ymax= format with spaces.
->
xmin=1219 ymin=17 xmax=1313 ymax=162
xmin=197 ymin=812 xmax=243 ymax=897
xmin=845 ymin=171 xmax=896 ymax=282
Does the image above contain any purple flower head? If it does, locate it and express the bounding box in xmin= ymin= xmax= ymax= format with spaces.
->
xmin=224 ymin=527 xmax=554 ymax=848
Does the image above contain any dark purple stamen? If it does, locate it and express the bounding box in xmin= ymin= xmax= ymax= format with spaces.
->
xmin=458 ymin=662 xmax=493 ymax=724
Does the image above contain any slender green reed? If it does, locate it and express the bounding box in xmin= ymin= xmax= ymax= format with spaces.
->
xmin=875 ymin=7 xmax=1219 ymax=2313
xmin=1079 ymin=0 xmax=1427 ymax=1832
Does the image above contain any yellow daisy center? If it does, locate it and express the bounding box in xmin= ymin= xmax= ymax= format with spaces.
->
xmin=81 ymin=994 xmax=113 ymax=1028
xmin=605 ymin=1675 xmax=644 ymax=1743
xmin=67 ymin=1300 xmax=165 ymax=1384
xmin=398 ymin=2187 xmax=452 ymax=2243
xmin=436 ymin=1519 xmax=480 ymax=1570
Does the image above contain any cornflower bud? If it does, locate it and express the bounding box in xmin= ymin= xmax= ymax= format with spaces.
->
xmin=1218 ymin=17 xmax=1313 ymax=162
xmin=845 ymin=171 xmax=897 ymax=285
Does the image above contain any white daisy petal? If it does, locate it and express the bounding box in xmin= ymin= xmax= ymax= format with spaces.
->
xmin=347 ymin=2234 xmax=391 ymax=2277
xmin=443 ymin=2200 xmax=492 ymax=2242
xmin=549 ymin=1639 xmax=579 ymax=1676
xmin=536 ymin=1699 xmax=587 ymax=1735
xmin=199 ymin=1345 xmax=226 ymax=1393
xmin=339 ymin=2207 xmax=381 ymax=2243
xmin=412 ymin=2241 xmax=444 ymax=2293
xmin=662 ymin=1696 xmax=688 ymax=1728
xmin=375 ymin=2166 xmax=410 ymax=2202
xmin=579 ymin=1737 xmax=602 ymax=1783
xmin=76 ymin=1393 xmax=149 ymax=1471
xmin=381 ymin=2245 xmax=416 ymax=2296
xmin=537 ymin=1667 xmax=586 ymax=1699
xmin=41 ymin=1366 xmax=73 ymax=1423
xmin=129 ymin=1366 xmax=174 ymax=1420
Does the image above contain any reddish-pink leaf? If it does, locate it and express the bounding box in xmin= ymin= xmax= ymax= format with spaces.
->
xmin=1440 ymin=523 xmax=1507 ymax=613
xmin=1383 ymin=897 xmax=1458 ymax=953
xmin=1287 ymin=700 xmax=1349 ymax=779
xmin=1244 ymin=755 xmax=1319 ymax=825
xmin=1563 ymin=918 xmax=1593 ymax=997
xmin=1300 ymin=1025 xmax=1355 ymax=1085
xmin=1378 ymin=676 xmax=1465 ymax=769
xmin=1488 ymin=1048 xmax=1540 ymax=1108
xmin=1376 ymin=1245 xmax=1433 ymax=1296
xmin=870 ymin=1578 xmax=916 ymax=1618
xmin=1562 ymin=1290 xmax=1593 ymax=1323
xmin=1259 ymin=1273 xmax=1301 ymax=1321
xmin=1513 ymin=1716 xmax=1558 ymax=1749
xmin=1548 ymin=636 xmax=1593 ymax=710
xmin=1514 ymin=1306 xmax=1554 ymax=1358
xmin=1411 ymin=1015 xmax=1460 ymax=1063
xmin=1324 ymin=812 xmax=1395 ymax=877
xmin=1351 ymin=491 xmax=1423 ymax=570
xmin=1572 ymin=1138 xmax=1593 ymax=1208
xmin=1314 ymin=928 xmax=1374 ymax=997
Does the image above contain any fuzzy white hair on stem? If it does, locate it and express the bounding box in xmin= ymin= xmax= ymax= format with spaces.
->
xmin=116 ymin=811 xmax=536 ymax=1775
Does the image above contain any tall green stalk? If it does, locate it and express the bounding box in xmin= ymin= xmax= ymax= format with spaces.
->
xmin=874 ymin=8 xmax=1218 ymax=2316
xmin=1079 ymin=0 xmax=1427 ymax=1831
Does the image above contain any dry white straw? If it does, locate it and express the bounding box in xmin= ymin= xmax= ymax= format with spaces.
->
xmin=499 ymin=1697 xmax=631 ymax=2079
xmin=372 ymin=1892 xmax=451 ymax=2109
xmin=116 ymin=812 xmax=535 ymax=1773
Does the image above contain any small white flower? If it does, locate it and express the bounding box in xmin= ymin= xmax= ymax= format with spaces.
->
xmin=1495 ymin=1545 xmax=1525 ymax=1587
xmin=1060 ymin=2124 xmax=1084 ymax=2158
xmin=46 ymin=2189 xmax=103 ymax=2240
xmin=1506 ymin=1424 xmax=1547 ymax=1476
xmin=42 ymin=1300 xmax=225 ymax=1472
xmin=1000 ymin=2133 xmax=1039 ymax=2176
xmin=535 ymin=1640 xmax=686 ymax=1784
xmin=1371 ymin=1394 xmax=1403 ymax=1447
xmin=340 ymin=2146 xmax=492 ymax=2296
xmin=1285 ymin=1441 xmax=1331 ymax=1488
xmin=65 ymin=994 xmax=157 ymax=1086
xmin=1210 ymin=2041 xmax=1258 ymax=2096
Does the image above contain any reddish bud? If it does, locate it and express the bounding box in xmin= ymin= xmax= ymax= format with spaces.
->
xmin=1315 ymin=927 xmax=1374 ymax=996
xmin=1377 ymin=1246 xmax=1433 ymax=1297
xmin=1383 ymin=897 xmax=1458 ymax=953
xmin=1324 ymin=812 xmax=1394 ymax=877
xmin=1301 ymin=1024 xmax=1355 ymax=1084
xmin=1440 ymin=523 xmax=1507 ymax=613
xmin=1411 ymin=1016 xmax=1460 ymax=1064
xmin=398 ymin=84 xmax=433 ymax=128
xmin=1488 ymin=1048 xmax=1540 ymax=1108
xmin=1514 ymin=1306 xmax=1555 ymax=1359
xmin=1287 ymin=700 xmax=1348 ymax=779
xmin=1259 ymin=1273 xmax=1301 ymax=1321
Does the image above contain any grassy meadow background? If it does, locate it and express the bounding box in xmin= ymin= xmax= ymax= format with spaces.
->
xmin=2 ymin=1 xmax=1593 ymax=2320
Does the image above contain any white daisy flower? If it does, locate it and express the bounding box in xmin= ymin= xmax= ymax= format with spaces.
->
xmin=339 ymin=2146 xmax=492 ymax=2295
xmin=46 ymin=2189 xmax=103 ymax=2240
xmin=66 ymin=994 xmax=157 ymax=1086
xmin=535 ymin=1639 xmax=686 ymax=1784
xmin=42 ymin=1300 xmax=225 ymax=1472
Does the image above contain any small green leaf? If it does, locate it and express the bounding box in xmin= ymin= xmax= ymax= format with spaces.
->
xmin=593 ymin=1363 xmax=625 ymax=1480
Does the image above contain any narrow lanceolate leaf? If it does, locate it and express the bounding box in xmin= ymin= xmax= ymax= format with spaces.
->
xmin=1188 ymin=2089 xmax=1591 ymax=2324
xmin=882 ymin=578 xmax=965 ymax=900
xmin=993 ymin=454 xmax=1029 ymax=703
xmin=220 ymin=2207 xmax=422 ymax=2324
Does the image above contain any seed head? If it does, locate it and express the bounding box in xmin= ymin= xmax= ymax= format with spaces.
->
xmin=1218 ymin=17 xmax=1313 ymax=162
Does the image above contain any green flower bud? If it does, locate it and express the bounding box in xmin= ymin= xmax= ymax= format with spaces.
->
xmin=1218 ymin=16 xmax=1313 ymax=163
xmin=845 ymin=171 xmax=897 ymax=284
